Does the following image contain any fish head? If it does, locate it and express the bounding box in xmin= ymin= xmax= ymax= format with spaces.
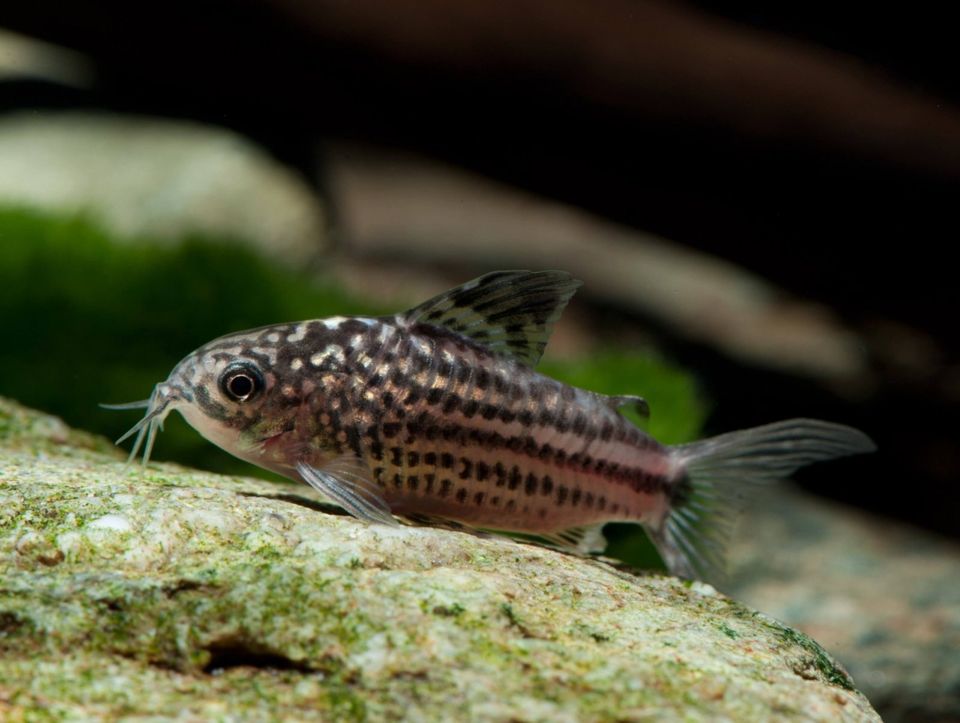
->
xmin=109 ymin=324 xmax=313 ymax=470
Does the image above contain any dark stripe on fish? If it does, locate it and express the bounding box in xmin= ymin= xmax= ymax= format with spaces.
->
xmin=372 ymin=410 xmax=666 ymax=495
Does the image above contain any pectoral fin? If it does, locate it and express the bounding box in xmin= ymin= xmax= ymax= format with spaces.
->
xmin=296 ymin=457 xmax=398 ymax=527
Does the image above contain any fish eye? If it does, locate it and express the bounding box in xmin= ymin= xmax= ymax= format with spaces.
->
xmin=219 ymin=363 xmax=264 ymax=403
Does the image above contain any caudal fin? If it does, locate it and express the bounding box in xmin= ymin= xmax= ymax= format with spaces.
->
xmin=648 ymin=419 xmax=875 ymax=580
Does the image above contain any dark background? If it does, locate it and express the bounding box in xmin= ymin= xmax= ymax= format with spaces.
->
xmin=2 ymin=0 xmax=957 ymax=536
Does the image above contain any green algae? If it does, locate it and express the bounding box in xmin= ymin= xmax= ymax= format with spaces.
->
xmin=0 ymin=397 xmax=879 ymax=720
xmin=717 ymin=622 xmax=740 ymax=640
xmin=772 ymin=621 xmax=856 ymax=691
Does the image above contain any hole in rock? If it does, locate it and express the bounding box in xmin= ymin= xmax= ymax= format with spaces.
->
xmin=203 ymin=643 xmax=313 ymax=674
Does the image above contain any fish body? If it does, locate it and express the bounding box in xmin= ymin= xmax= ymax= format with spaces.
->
xmin=111 ymin=271 xmax=875 ymax=578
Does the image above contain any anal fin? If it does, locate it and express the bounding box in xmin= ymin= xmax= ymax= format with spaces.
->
xmin=537 ymin=523 xmax=608 ymax=555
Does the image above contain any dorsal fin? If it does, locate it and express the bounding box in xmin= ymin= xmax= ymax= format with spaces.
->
xmin=401 ymin=270 xmax=582 ymax=366
xmin=603 ymin=394 xmax=651 ymax=419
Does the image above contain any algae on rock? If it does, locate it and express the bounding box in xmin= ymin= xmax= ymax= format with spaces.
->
xmin=0 ymin=397 xmax=879 ymax=721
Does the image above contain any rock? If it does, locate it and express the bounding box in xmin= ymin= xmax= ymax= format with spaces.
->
xmin=0 ymin=28 xmax=94 ymax=87
xmin=729 ymin=487 xmax=960 ymax=723
xmin=0 ymin=397 xmax=879 ymax=721
xmin=0 ymin=112 xmax=328 ymax=265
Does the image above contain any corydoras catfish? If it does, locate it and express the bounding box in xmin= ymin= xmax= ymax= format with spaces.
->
xmin=107 ymin=270 xmax=875 ymax=579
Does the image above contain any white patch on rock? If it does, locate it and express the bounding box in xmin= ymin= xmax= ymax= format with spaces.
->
xmin=351 ymin=632 xmax=393 ymax=676
xmin=689 ymin=580 xmax=720 ymax=597
xmin=181 ymin=507 xmax=239 ymax=534
xmin=87 ymin=514 xmax=133 ymax=532
xmin=55 ymin=530 xmax=83 ymax=558
xmin=14 ymin=530 xmax=43 ymax=553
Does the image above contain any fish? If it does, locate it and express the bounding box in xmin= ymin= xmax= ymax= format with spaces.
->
xmin=106 ymin=270 xmax=875 ymax=579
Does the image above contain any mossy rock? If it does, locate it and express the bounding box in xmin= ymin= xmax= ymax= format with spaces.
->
xmin=0 ymin=397 xmax=878 ymax=721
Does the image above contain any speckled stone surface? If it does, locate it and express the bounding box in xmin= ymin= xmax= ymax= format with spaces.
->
xmin=0 ymin=397 xmax=879 ymax=721
xmin=730 ymin=487 xmax=960 ymax=723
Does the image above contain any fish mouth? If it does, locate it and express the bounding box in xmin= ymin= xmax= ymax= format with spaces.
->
xmin=102 ymin=383 xmax=182 ymax=466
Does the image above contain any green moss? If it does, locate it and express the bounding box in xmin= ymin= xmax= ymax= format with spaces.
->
xmin=499 ymin=602 xmax=522 ymax=628
xmin=430 ymin=602 xmax=466 ymax=617
xmin=768 ymin=619 xmax=855 ymax=691
xmin=570 ymin=621 xmax=613 ymax=643
xmin=321 ymin=683 xmax=368 ymax=721
xmin=0 ymin=204 xmax=386 ymax=477
xmin=717 ymin=622 xmax=740 ymax=640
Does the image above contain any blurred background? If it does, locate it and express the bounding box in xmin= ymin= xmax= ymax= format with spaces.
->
xmin=1 ymin=2 xmax=958 ymax=720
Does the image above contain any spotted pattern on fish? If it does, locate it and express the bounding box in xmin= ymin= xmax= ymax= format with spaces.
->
xmin=305 ymin=317 xmax=675 ymax=530
xmin=110 ymin=270 xmax=876 ymax=580
xmin=183 ymin=313 xmax=667 ymax=532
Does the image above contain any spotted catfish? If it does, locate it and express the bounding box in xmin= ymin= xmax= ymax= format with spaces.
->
xmin=106 ymin=271 xmax=874 ymax=578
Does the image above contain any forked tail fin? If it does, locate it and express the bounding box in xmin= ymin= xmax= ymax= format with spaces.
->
xmin=649 ymin=419 xmax=876 ymax=581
